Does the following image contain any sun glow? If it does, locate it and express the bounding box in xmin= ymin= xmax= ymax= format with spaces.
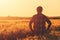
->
xmin=0 ymin=0 xmax=60 ymax=17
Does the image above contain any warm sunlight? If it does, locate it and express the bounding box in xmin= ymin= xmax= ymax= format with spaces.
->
xmin=0 ymin=0 xmax=60 ymax=17
xmin=0 ymin=0 xmax=60 ymax=40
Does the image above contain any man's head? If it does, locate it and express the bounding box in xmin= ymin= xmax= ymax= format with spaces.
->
xmin=37 ymin=6 xmax=43 ymax=13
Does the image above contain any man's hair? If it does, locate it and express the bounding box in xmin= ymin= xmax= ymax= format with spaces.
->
xmin=37 ymin=6 xmax=43 ymax=10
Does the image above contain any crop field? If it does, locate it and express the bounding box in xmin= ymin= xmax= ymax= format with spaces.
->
xmin=0 ymin=18 xmax=60 ymax=40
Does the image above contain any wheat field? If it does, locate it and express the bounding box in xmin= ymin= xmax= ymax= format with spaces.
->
xmin=0 ymin=18 xmax=60 ymax=40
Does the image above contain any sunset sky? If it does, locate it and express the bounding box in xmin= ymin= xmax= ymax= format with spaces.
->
xmin=0 ymin=0 xmax=60 ymax=17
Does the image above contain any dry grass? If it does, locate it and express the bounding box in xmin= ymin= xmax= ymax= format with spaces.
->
xmin=0 ymin=19 xmax=59 ymax=40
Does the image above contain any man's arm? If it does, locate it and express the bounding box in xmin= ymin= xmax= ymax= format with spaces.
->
xmin=47 ymin=20 xmax=51 ymax=30
xmin=44 ymin=16 xmax=51 ymax=30
xmin=29 ymin=17 xmax=34 ymax=31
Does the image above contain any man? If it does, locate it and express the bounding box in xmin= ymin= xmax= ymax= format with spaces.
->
xmin=29 ymin=6 xmax=51 ymax=36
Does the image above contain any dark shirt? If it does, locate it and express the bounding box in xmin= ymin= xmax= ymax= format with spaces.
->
xmin=29 ymin=14 xmax=51 ymax=34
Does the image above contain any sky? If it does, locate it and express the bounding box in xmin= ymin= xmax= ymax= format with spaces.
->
xmin=0 ymin=0 xmax=60 ymax=17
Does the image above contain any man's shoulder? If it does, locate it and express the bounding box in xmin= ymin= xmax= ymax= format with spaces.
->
xmin=32 ymin=14 xmax=37 ymax=17
xmin=42 ymin=14 xmax=48 ymax=18
xmin=42 ymin=14 xmax=46 ymax=16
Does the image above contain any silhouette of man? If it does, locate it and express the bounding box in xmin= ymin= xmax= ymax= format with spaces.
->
xmin=29 ymin=6 xmax=51 ymax=35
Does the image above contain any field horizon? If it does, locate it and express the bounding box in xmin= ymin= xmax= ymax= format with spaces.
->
xmin=0 ymin=16 xmax=60 ymax=20
xmin=0 ymin=16 xmax=59 ymax=40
